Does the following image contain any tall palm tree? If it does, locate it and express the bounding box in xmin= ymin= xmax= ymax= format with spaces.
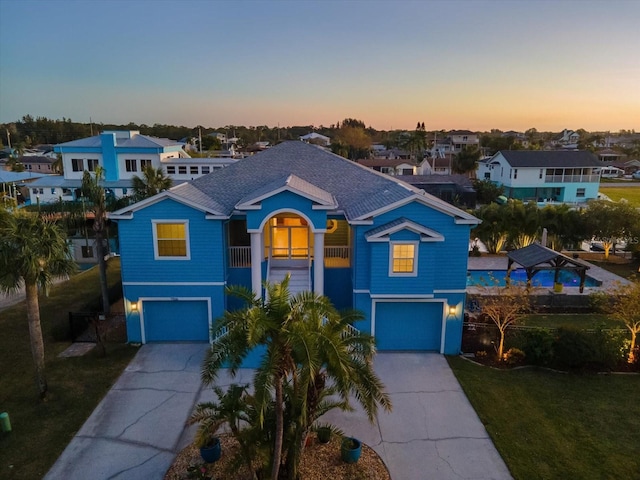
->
xmin=82 ymin=167 xmax=110 ymax=313
xmin=0 ymin=210 xmax=76 ymax=398
xmin=202 ymin=277 xmax=392 ymax=480
xmin=131 ymin=166 xmax=172 ymax=200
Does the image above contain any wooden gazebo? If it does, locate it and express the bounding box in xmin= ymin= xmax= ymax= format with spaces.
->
xmin=506 ymin=243 xmax=590 ymax=293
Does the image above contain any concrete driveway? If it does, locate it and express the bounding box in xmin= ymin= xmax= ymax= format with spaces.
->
xmin=322 ymin=353 xmax=512 ymax=480
xmin=46 ymin=345 xmax=511 ymax=480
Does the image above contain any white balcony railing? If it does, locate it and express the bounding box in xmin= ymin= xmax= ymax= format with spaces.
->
xmin=229 ymin=246 xmax=251 ymax=267
xmin=544 ymin=174 xmax=599 ymax=183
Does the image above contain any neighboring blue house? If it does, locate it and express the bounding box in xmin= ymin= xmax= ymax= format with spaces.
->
xmin=477 ymin=150 xmax=601 ymax=204
xmin=110 ymin=141 xmax=479 ymax=361
xmin=26 ymin=130 xmax=236 ymax=204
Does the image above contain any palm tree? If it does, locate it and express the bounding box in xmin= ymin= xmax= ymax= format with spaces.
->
xmin=131 ymin=166 xmax=173 ymax=200
xmin=202 ymin=277 xmax=392 ymax=480
xmin=0 ymin=210 xmax=76 ymax=398
xmin=82 ymin=167 xmax=110 ymax=313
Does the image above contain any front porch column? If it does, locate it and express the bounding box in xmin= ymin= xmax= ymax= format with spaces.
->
xmin=313 ymin=232 xmax=324 ymax=296
xmin=250 ymin=232 xmax=262 ymax=300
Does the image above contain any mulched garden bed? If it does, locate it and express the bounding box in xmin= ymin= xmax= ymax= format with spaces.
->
xmin=164 ymin=433 xmax=391 ymax=480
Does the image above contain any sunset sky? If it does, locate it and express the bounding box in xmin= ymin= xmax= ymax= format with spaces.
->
xmin=1 ymin=0 xmax=638 ymax=132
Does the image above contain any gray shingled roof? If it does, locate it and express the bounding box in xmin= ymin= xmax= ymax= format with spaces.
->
xmin=169 ymin=141 xmax=476 ymax=222
xmin=236 ymin=174 xmax=335 ymax=208
xmin=497 ymin=150 xmax=601 ymax=168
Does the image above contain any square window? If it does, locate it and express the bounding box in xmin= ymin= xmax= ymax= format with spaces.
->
xmin=167 ymin=166 xmax=176 ymax=174
xmin=71 ymin=158 xmax=84 ymax=171
xmin=190 ymin=166 xmax=199 ymax=174
xmin=201 ymin=166 xmax=210 ymax=174
xmin=178 ymin=166 xmax=187 ymax=174
xmin=577 ymin=188 xmax=586 ymax=198
xmin=87 ymin=159 xmax=99 ymax=171
xmin=140 ymin=159 xmax=152 ymax=169
xmin=154 ymin=221 xmax=189 ymax=259
xmin=390 ymin=242 xmax=417 ymax=276
xmin=125 ymin=159 xmax=137 ymax=172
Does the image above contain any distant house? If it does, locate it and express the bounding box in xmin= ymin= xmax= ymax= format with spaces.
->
xmin=556 ymin=129 xmax=580 ymax=148
xmin=25 ymin=131 xmax=237 ymax=204
xmin=300 ymin=132 xmax=331 ymax=146
xmin=478 ymin=150 xmax=601 ymax=204
xmin=110 ymin=141 xmax=479 ymax=360
xmin=596 ymin=148 xmax=626 ymax=163
xmin=357 ymin=158 xmax=421 ymax=176
xmin=448 ymin=130 xmax=480 ymax=153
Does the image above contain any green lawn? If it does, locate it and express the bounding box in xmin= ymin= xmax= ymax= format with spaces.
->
xmin=448 ymin=356 xmax=640 ymax=480
xmin=599 ymin=186 xmax=640 ymax=206
xmin=0 ymin=259 xmax=139 ymax=480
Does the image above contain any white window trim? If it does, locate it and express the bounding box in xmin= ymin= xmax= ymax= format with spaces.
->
xmin=152 ymin=220 xmax=191 ymax=260
xmin=389 ymin=241 xmax=418 ymax=277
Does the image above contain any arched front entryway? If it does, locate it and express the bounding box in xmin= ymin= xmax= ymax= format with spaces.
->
xmin=267 ymin=213 xmax=311 ymax=261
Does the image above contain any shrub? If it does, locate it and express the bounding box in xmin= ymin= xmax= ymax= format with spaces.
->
xmin=553 ymin=327 xmax=626 ymax=371
xmin=503 ymin=348 xmax=526 ymax=365
xmin=520 ymin=329 xmax=555 ymax=366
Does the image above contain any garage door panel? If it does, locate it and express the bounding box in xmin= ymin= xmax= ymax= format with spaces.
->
xmin=375 ymin=302 xmax=442 ymax=351
xmin=143 ymin=300 xmax=209 ymax=342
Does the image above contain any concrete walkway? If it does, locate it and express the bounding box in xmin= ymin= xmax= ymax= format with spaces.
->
xmin=46 ymin=345 xmax=512 ymax=480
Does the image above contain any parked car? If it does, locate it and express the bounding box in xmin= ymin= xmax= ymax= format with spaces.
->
xmin=632 ymin=171 xmax=640 ymax=179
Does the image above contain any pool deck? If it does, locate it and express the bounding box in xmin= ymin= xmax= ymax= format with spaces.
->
xmin=467 ymin=255 xmax=630 ymax=295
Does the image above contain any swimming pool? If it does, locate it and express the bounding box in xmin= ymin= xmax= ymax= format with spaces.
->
xmin=467 ymin=269 xmax=601 ymax=288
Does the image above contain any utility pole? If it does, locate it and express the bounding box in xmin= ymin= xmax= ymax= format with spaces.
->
xmin=6 ymin=129 xmax=11 ymax=149
xmin=199 ymin=127 xmax=202 ymax=154
xmin=90 ymin=117 xmax=94 ymax=136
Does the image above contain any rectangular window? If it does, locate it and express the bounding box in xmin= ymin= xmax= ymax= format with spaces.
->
xmin=125 ymin=159 xmax=137 ymax=172
xmin=140 ymin=159 xmax=151 ymax=169
xmin=51 ymin=188 xmax=56 ymax=194
xmin=577 ymin=188 xmax=585 ymax=198
xmin=71 ymin=158 xmax=84 ymax=172
xmin=178 ymin=166 xmax=187 ymax=174
xmin=39 ymin=188 xmax=43 ymax=194
xmin=32 ymin=188 xmax=38 ymax=194
xmin=201 ymin=166 xmax=210 ymax=174
xmin=390 ymin=242 xmax=417 ymax=276
xmin=87 ymin=159 xmax=98 ymax=171
xmin=539 ymin=169 xmax=543 ymax=179
xmin=190 ymin=166 xmax=199 ymax=174
xmin=514 ymin=169 xmax=518 ymax=179
xmin=153 ymin=221 xmax=190 ymax=259
xmin=166 ymin=166 xmax=176 ymax=174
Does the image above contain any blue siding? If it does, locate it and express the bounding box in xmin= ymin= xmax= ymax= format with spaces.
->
xmin=245 ymin=191 xmax=327 ymax=231
xmin=118 ymin=198 xmax=226 ymax=283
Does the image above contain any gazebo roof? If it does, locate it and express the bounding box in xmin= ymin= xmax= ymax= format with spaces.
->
xmin=507 ymin=243 xmax=589 ymax=270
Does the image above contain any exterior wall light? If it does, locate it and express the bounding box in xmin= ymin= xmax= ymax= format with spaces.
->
xmin=130 ymin=302 xmax=138 ymax=312
xmin=448 ymin=305 xmax=457 ymax=316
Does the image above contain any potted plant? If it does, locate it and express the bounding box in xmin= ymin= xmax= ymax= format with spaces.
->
xmin=316 ymin=424 xmax=332 ymax=444
xmin=198 ymin=435 xmax=221 ymax=463
xmin=340 ymin=437 xmax=362 ymax=464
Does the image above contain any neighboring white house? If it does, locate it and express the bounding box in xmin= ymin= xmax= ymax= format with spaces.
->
xmin=478 ymin=150 xmax=601 ymax=204
xmin=300 ymin=132 xmax=331 ymax=146
xmin=25 ymin=130 xmax=238 ymax=204
xmin=556 ymin=129 xmax=580 ymax=148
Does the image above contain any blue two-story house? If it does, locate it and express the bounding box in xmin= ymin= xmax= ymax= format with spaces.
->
xmin=110 ymin=141 xmax=479 ymax=361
